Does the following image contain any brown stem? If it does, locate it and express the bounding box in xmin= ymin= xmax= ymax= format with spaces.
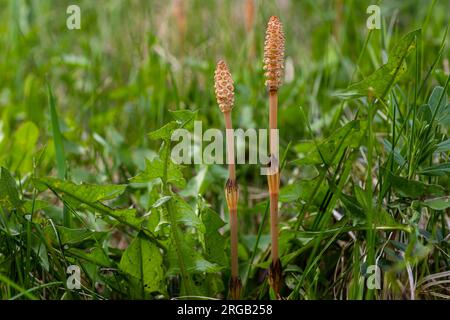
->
xmin=268 ymin=90 xmax=279 ymax=260
xmin=230 ymin=207 xmax=239 ymax=279
xmin=267 ymin=170 xmax=280 ymax=261
xmin=223 ymin=111 xmax=240 ymax=299
xmin=269 ymin=192 xmax=279 ymax=260
xmin=268 ymin=89 xmax=281 ymax=296
xmin=227 ymin=187 xmax=241 ymax=300
xmin=229 ymin=275 xmax=242 ymax=300
xmin=269 ymin=91 xmax=278 ymax=133
xmin=224 ymin=111 xmax=236 ymax=181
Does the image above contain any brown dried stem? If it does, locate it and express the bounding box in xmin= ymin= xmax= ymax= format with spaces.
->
xmin=264 ymin=16 xmax=285 ymax=297
xmin=214 ymin=60 xmax=241 ymax=299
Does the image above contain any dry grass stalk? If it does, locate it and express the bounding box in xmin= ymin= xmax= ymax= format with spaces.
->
xmin=244 ymin=0 xmax=255 ymax=33
xmin=173 ymin=0 xmax=186 ymax=49
xmin=244 ymin=0 xmax=256 ymax=58
xmin=333 ymin=0 xmax=344 ymax=41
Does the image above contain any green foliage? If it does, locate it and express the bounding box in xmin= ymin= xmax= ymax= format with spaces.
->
xmin=423 ymin=196 xmax=450 ymax=210
xmin=130 ymin=158 xmax=186 ymax=189
xmin=388 ymin=173 xmax=445 ymax=198
xmin=0 ymin=167 xmax=23 ymax=212
xmin=293 ymin=120 xmax=364 ymax=166
xmin=36 ymin=177 xmax=144 ymax=228
xmin=8 ymin=122 xmax=39 ymax=174
xmin=119 ymin=232 xmax=165 ymax=295
xmin=38 ymin=177 xmax=128 ymax=203
xmin=419 ymin=163 xmax=450 ymax=176
xmin=336 ymin=29 xmax=421 ymax=99
xmin=0 ymin=1 xmax=449 ymax=301
xmin=200 ymin=206 xmax=227 ymax=266
xmin=47 ymin=84 xmax=66 ymax=180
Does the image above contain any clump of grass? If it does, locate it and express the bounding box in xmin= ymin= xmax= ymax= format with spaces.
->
xmin=263 ymin=15 xmax=285 ymax=297
xmin=214 ymin=60 xmax=241 ymax=299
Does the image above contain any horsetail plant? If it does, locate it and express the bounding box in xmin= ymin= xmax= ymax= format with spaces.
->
xmin=264 ymin=15 xmax=285 ymax=297
xmin=214 ymin=60 xmax=241 ymax=300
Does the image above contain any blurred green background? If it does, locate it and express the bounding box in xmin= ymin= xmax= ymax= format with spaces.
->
xmin=0 ymin=0 xmax=449 ymax=300
xmin=1 ymin=0 xmax=448 ymax=184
